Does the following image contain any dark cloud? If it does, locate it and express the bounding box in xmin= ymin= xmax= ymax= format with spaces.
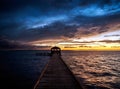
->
xmin=0 ymin=38 xmax=35 ymax=50
xmin=15 ymin=22 xmax=78 ymax=41
xmin=0 ymin=37 xmax=52 ymax=50
xmin=104 ymin=34 xmax=120 ymax=37
xmin=1 ymin=11 xmax=120 ymax=42
xmin=1 ymin=0 xmax=120 ymax=18
xmin=99 ymin=40 xmax=120 ymax=43
xmin=0 ymin=0 xmax=73 ymax=13
xmin=0 ymin=0 xmax=120 ymax=50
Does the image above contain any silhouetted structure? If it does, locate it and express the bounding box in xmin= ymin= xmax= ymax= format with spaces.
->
xmin=51 ymin=46 xmax=61 ymax=56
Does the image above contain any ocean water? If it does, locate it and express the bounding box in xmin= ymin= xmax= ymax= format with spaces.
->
xmin=0 ymin=50 xmax=50 ymax=89
xmin=62 ymin=51 xmax=120 ymax=89
xmin=0 ymin=50 xmax=120 ymax=89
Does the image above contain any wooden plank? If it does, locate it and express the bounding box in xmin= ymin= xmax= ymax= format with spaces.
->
xmin=34 ymin=53 xmax=83 ymax=89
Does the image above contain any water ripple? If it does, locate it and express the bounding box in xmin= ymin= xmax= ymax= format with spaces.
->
xmin=62 ymin=51 xmax=120 ymax=89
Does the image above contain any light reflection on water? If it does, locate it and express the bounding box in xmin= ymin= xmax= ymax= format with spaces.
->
xmin=62 ymin=51 xmax=120 ymax=89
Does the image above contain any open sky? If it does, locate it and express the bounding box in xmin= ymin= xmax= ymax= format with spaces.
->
xmin=0 ymin=0 xmax=120 ymax=50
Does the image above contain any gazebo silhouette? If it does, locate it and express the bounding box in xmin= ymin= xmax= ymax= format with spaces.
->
xmin=51 ymin=46 xmax=61 ymax=56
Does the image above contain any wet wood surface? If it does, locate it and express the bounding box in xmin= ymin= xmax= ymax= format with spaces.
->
xmin=34 ymin=53 xmax=83 ymax=89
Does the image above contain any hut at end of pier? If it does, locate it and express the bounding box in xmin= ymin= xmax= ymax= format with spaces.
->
xmin=51 ymin=46 xmax=61 ymax=56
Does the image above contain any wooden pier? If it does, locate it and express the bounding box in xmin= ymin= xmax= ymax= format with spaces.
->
xmin=34 ymin=53 xmax=83 ymax=89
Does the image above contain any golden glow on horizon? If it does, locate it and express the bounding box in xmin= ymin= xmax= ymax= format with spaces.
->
xmin=30 ymin=30 xmax=120 ymax=51
xmin=61 ymin=46 xmax=120 ymax=51
xmin=32 ymin=42 xmax=120 ymax=51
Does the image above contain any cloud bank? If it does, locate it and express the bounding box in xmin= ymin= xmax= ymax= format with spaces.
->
xmin=0 ymin=0 xmax=120 ymax=49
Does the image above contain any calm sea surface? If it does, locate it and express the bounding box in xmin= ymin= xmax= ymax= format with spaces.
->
xmin=62 ymin=51 xmax=120 ymax=89
xmin=0 ymin=50 xmax=50 ymax=89
xmin=0 ymin=50 xmax=120 ymax=89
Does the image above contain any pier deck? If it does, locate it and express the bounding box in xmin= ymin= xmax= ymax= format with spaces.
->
xmin=34 ymin=53 xmax=83 ymax=89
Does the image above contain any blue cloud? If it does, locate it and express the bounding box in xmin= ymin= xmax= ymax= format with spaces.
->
xmin=70 ymin=3 xmax=120 ymax=17
xmin=0 ymin=0 xmax=120 ymax=42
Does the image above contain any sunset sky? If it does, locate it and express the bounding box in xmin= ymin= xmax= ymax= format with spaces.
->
xmin=0 ymin=0 xmax=120 ymax=50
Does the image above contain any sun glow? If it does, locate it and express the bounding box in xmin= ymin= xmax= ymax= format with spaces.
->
xmin=32 ymin=41 xmax=120 ymax=51
xmin=29 ymin=29 xmax=120 ymax=51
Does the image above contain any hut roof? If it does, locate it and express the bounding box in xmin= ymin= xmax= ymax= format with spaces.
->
xmin=51 ymin=46 xmax=60 ymax=49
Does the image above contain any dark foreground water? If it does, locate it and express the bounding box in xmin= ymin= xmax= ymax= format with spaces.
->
xmin=0 ymin=50 xmax=50 ymax=89
xmin=0 ymin=50 xmax=120 ymax=89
